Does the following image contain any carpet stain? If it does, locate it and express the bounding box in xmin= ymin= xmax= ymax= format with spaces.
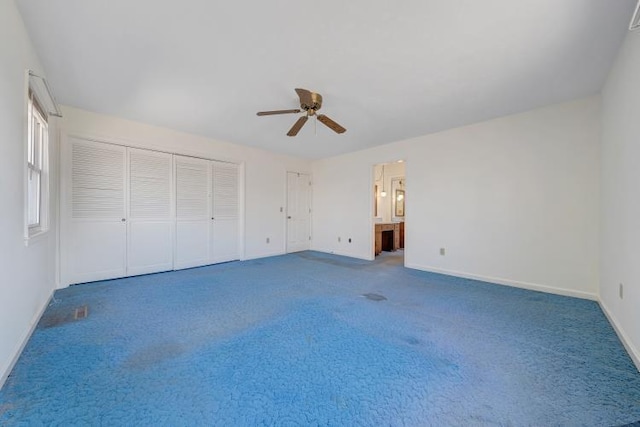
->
xmin=38 ymin=305 xmax=90 ymax=328
xmin=362 ymin=293 xmax=387 ymax=301
xmin=0 ymin=403 xmax=13 ymax=418
xmin=124 ymin=343 xmax=184 ymax=369
xmin=295 ymin=252 xmax=367 ymax=269
xmin=404 ymin=336 xmax=420 ymax=345
xmin=38 ymin=312 xmax=75 ymax=329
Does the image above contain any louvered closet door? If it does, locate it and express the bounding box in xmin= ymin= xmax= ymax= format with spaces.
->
xmin=127 ymin=148 xmax=174 ymax=275
xmin=175 ymin=155 xmax=211 ymax=269
xmin=210 ymin=161 xmax=239 ymax=263
xmin=68 ymin=138 xmax=127 ymax=283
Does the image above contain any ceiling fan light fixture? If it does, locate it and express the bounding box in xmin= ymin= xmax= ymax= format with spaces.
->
xmin=631 ymin=0 xmax=640 ymax=31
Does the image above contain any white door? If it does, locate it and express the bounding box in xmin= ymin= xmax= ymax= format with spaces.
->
xmin=66 ymin=138 xmax=127 ymax=284
xmin=286 ymin=172 xmax=311 ymax=253
xmin=211 ymin=161 xmax=239 ymax=263
xmin=127 ymin=148 xmax=174 ymax=276
xmin=175 ymin=155 xmax=211 ymax=269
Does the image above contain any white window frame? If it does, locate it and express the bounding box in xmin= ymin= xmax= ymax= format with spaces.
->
xmin=25 ymin=88 xmax=49 ymax=242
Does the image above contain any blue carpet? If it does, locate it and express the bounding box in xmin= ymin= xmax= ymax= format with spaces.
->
xmin=1 ymin=251 xmax=640 ymax=425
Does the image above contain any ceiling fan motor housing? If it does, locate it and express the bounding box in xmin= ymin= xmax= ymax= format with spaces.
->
xmin=302 ymin=92 xmax=323 ymax=112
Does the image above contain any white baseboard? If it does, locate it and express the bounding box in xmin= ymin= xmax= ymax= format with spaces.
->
xmin=0 ymin=291 xmax=53 ymax=390
xmin=598 ymin=299 xmax=640 ymax=373
xmin=404 ymin=263 xmax=598 ymax=301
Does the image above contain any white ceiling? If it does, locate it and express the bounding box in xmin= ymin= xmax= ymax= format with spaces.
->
xmin=18 ymin=0 xmax=635 ymax=159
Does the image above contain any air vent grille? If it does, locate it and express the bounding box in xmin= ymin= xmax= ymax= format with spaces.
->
xmin=74 ymin=306 xmax=89 ymax=320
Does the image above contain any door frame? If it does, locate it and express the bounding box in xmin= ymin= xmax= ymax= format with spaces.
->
xmin=370 ymin=160 xmax=407 ymax=262
xmin=285 ymin=170 xmax=312 ymax=253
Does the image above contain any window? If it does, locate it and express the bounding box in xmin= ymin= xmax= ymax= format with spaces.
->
xmin=26 ymin=90 xmax=48 ymax=238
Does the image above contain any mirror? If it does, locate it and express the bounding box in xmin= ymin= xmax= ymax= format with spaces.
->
xmin=391 ymin=177 xmax=405 ymax=218
xmin=395 ymin=189 xmax=405 ymax=217
xmin=374 ymin=185 xmax=379 ymax=217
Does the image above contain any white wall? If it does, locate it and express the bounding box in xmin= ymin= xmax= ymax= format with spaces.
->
xmin=59 ymin=106 xmax=311 ymax=281
xmin=600 ymin=30 xmax=640 ymax=369
xmin=0 ymin=0 xmax=59 ymax=387
xmin=313 ymin=97 xmax=600 ymax=299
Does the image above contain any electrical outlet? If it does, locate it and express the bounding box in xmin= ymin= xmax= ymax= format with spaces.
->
xmin=440 ymin=248 xmax=445 ymax=256
xmin=338 ymin=237 xmax=341 ymax=242
xmin=266 ymin=237 xmax=270 ymax=244
xmin=348 ymin=238 xmax=352 ymax=243
xmin=619 ymin=283 xmax=624 ymax=299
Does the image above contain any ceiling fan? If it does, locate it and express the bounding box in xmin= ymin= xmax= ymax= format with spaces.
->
xmin=257 ymin=88 xmax=347 ymax=137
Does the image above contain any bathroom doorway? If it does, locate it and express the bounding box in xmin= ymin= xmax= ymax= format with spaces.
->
xmin=372 ymin=161 xmax=405 ymax=262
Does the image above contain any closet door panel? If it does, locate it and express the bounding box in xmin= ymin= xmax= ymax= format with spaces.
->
xmin=175 ymin=155 xmax=211 ymax=269
xmin=212 ymin=219 xmax=238 ymax=263
xmin=128 ymin=222 xmax=173 ymax=273
xmin=286 ymin=172 xmax=311 ymax=253
xmin=68 ymin=222 xmax=127 ymax=283
xmin=127 ymin=148 xmax=174 ymax=275
xmin=67 ymin=138 xmax=127 ymax=283
xmin=176 ymin=222 xmax=210 ymax=267
xmin=211 ymin=161 xmax=239 ymax=263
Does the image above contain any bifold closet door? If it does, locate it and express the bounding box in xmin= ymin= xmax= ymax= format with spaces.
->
xmin=67 ymin=138 xmax=127 ymax=283
xmin=127 ymin=148 xmax=174 ymax=275
xmin=211 ymin=161 xmax=239 ymax=263
xmin=175 ymin=155 xmax=211 ymax=269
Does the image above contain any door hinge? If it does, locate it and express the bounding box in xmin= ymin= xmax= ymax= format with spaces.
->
xmin=309 ymin=236 xmax=311 ymax=240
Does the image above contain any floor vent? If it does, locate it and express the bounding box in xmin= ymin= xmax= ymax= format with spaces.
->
xmin=362 ymin=293 xmax=387 ymax=301
xmin=74 ymin=306 xmax=89 ymax=320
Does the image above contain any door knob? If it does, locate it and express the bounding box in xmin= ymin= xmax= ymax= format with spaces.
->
xmin=121 ymin=218 xmax=126 ymax=222
xmin=287 ymin=216 xmax=292 ymax=219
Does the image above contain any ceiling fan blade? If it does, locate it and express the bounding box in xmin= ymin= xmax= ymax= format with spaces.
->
xmin=295 ymin=88 xmax=313 ymax=108
xmin=287 ymin=116 xmax=308 ymax=137
xmin=257 ymin=109 xmax=301 ymax=116
xmin=317 ymin=114 xmax=347 ymax=134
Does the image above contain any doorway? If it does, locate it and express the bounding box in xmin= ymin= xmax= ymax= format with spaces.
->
xmin=286 ymin=171 xmax=311 ymax=253
xmin=372 ymin=161 xmax=405 ymax=262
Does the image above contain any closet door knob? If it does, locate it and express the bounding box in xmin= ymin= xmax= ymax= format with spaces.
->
xmin=121 ymin=218 xmax=126 ymax=222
